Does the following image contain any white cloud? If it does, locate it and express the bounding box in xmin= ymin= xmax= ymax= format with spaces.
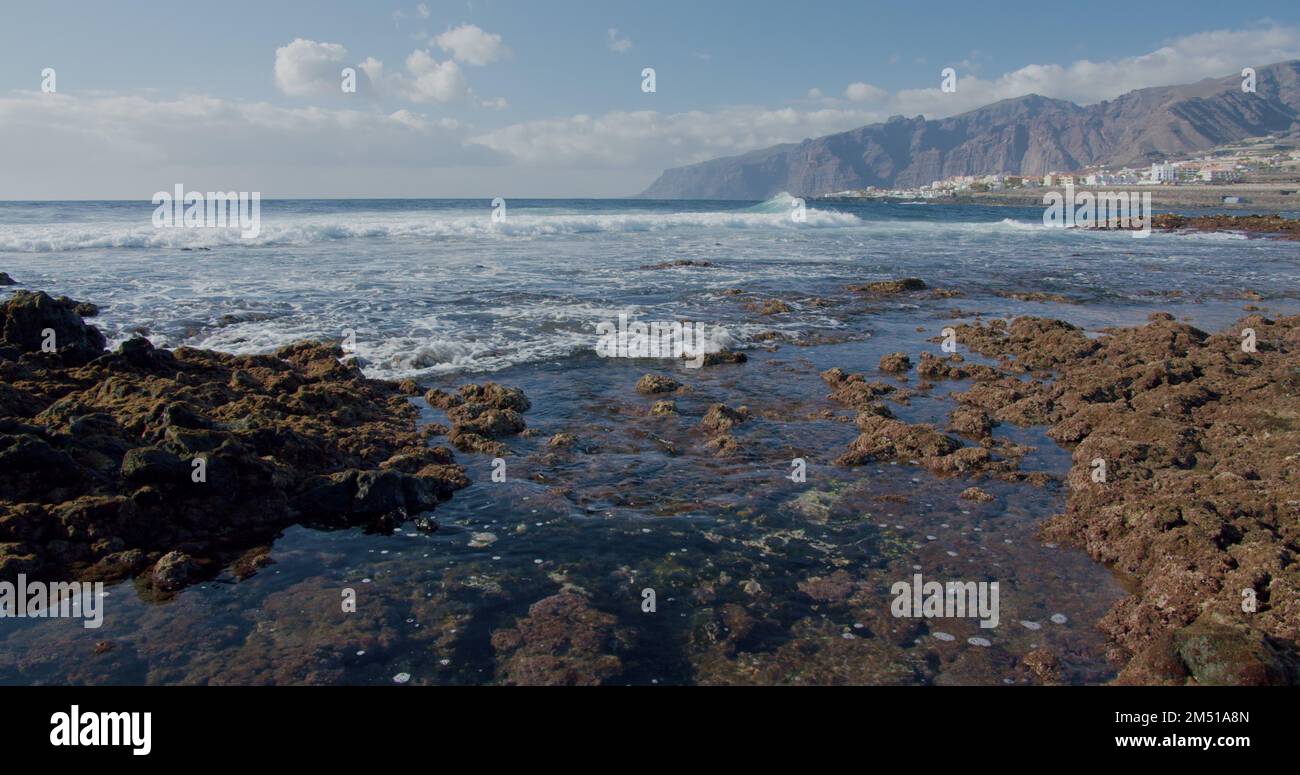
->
xmin=844 ymin=82 xmax=886 ymax=102
xmin=893 ymin=23 xmax=1300 ymax=117
xmin=399 ymin=50 xmax=469 ymax=102
xmin=274 ymin=28 xmax=503 ymax=105
xmin=607 ymin=29 xmax=632 ymax=54
xmin=274 ymin=39 xmax=350 ymax=97
xmin=334 ymin=48 xmax=470 ymax=104
xmin=4 ymin=22 xmax=1297 ymax=198
xmin=0 ymin=91 xmax=490 ymax=198
xmin=436 ymin=24 xmax=508 ymax=66
xmin=473 ymin=22 xmax=1300 ymax=186
xmin=417 ymin=3 xmax=430 ymax=19
xmin=473 ymin=105 xmax=885 ymax=168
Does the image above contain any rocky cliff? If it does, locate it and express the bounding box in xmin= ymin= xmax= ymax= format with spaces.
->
xmin=640 ymin=61 xmax=1300 ymax=199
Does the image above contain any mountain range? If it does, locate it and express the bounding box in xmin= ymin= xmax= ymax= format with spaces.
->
xmin=639 ymin=60 xmax=1300 ymax=199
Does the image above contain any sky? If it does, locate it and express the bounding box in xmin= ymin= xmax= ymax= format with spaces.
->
xmin=1 ymin=0 xmax=1298 ymax=199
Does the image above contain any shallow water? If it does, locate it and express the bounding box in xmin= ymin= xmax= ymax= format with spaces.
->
xmin=1 ymin=198 xmax=1297 ymax=684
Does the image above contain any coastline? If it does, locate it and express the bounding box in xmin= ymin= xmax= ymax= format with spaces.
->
xmin=0 ymin=289 xmax=474 ymax=591
xmin=947 ymin=312 xmax=1300 ymax=684
xmin=949 ymin=186 xmax=1300 ymax=212
xmin=3 ymin=252 xmax=1297 ymax=683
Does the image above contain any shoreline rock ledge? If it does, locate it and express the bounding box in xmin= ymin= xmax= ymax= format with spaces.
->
xmin=0 ymin=289 xmax=472 ymax=590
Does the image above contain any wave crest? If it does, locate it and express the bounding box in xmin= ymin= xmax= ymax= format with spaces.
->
xmin=0 ymin=205 xmax=861 ymax=252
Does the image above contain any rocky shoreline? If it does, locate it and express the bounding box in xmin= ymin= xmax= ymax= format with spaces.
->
xmin=0 ymin=289 xmax=473 ymax=591
xmin=1150 ymin=214 xmax=1300 ymax=240
xmin=808 ymin=294 xmax=1299 ymax=683
xmin=931 ymin=312 xmax=1299 ymax=683
xmin=2 ymin=277 xmax=1297 ymax=684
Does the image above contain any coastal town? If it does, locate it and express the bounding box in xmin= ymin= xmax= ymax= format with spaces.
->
xmin=819 ymin=133 xmax=1300 ymax=205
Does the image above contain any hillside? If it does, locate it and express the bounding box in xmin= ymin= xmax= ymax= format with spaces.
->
xmin=640 ymin=61 xmax=1300 ymax=199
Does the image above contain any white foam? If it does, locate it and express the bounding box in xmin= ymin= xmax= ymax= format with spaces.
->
xmin=0 ymin=206 xmax=862 ymax=253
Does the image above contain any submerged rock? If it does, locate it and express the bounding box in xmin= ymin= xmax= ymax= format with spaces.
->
xmin=640 ymin=259 xmax=715 ymax=270
xmin=151 ymin=550 xmax=199 ymax=591
xmin=821 ymin=367 xmax=895 ymax=410
xmin=698 ymin=350 xmax=747 ymax=366
xmin=547 ymin=432 xmax=576 ymax=448
xmin=1023 ymin=648 xmax=1062 ymax=684
xmin=699 ymin=403 xmax=748 ymax=434
xmin=959 ymin=486 xmax=995 ymax=503
xmin=635 ymin=374 xmax=680 ymax=394
xmin=849 ymin=278 xmax=927 ymax=295
xmin=469 ymin=532 xmax=498 ymax=549
xmin=490 ymin=593 xmax=630 ymax=686
xmin=748 ymin=298 xmax=792 ymax=315
xmin=835 ymin=413 xmax=960 ymax=464
xmin=650 ymin=400 xmax=677 ymax=415
xmin=878 ymin=352 xmax=911 ymax=373
xmin=427 ymin=381 xmax=532 ymax=455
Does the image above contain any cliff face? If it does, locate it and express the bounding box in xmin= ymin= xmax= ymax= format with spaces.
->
xmin=639 ymin=61 xmax=1300 ymax=199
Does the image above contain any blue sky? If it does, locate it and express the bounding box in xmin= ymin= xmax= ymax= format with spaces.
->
xmin=1 ymin=0 xmax=1298 ymax=197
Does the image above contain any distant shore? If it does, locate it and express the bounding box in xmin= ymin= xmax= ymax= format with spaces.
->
xmin=816 ymin=182 xmax=1300 ymax=212
xmin=951 ymin=183 xmax=1300 ymax=211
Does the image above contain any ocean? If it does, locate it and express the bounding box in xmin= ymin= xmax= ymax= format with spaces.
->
xmin=1 ymin=196 xmax=1296 ymax=684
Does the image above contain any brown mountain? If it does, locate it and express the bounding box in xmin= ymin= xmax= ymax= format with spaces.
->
xmin=639 ymin=61 xmax=1300 ymax=199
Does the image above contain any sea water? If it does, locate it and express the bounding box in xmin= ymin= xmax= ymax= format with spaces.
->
xmin=0 ymin=197 xmax=1295 ymax=684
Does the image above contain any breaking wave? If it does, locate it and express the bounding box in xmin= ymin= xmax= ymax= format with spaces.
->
xmin=0 ymin=202 xmax=862 ymax=253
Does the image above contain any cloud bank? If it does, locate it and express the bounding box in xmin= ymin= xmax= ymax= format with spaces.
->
xmin=2 ymin=23 xmax=1295 ymax=197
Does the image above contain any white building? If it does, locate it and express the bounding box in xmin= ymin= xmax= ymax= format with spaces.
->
xmin=1200 ymin=168 xmax=1239 ymax=182
xmin=1151 ymin=162 xmax=1177 ymax=183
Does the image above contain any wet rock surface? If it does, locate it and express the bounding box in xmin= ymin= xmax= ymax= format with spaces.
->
xmin=849 ymin=278 xmax=928 ymax=295
xmin=640 ymin=259 xmax=716 ymax=270
xmin=0 ymin=290 xmax=472 ymax=587
xmin=490 ymin=592 xmax=632 ymax=685
xmin=427 ymin=381 xmax=532 ymax=456
xmin=635 ymin=374 xmax=681 ymax=394
xmin=1151 ymin=213 xmax=1300 ymax=240
xmin=3 ymin=271 xmax=1296 ymax=687
xmin=878 ymin=352 xmax=911 ymax=373
xmin=944 ymin=311 xmax=1300 ymax=684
